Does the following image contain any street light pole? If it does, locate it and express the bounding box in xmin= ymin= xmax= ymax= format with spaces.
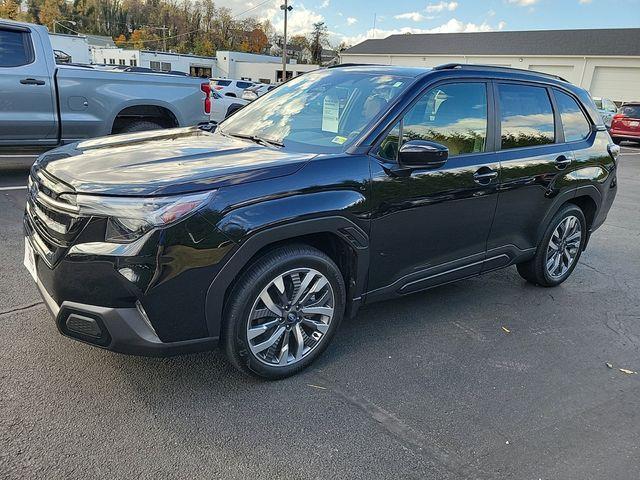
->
xmin=280 ymin=1 xmax=293 ymax=83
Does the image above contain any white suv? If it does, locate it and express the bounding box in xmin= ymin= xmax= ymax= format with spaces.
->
xmin=210 ymin=78 xmax=255 ymax=98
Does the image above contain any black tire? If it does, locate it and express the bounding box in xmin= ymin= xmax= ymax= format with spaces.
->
xmin=222 ymin=244 xmax=346 ymax=379
xmin=225 ymin=104 xmax=244 ymax=118
xmin=517 ymin=204 xmax=587 ymax=287
xmin=120 ymin=120 xmax=164 ymax=133
xmin=612 ymin=137 xmax=621 ymax=145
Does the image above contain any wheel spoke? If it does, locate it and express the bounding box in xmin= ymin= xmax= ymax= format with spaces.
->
xmin=248 ymin=319 xmax=280 ymax=340
xmin=260 ymin=289 xmax=282 ymax=317
xmin=278 ymin=330 xmax=290 ymax=365
xmin=300 ymin=306 xmax=333 ymax=317
xmin=302 ymin=317 xmax=330 ymax=334
xmin=290 ymin=271 xmax=316 ymax=305
xmin=293 ymin=324 xmax=305 ymax=360
xmin=548 ymin=237 xmax=559 ymax=251
xmin=251 ymin=325 xmax=285 ymax=354
xmin=298 ymin=277 xmax=329 ymax=306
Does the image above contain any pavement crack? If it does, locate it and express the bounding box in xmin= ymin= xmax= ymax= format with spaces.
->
xmin=314 ymin=373 xmax=490 ymax=479
xmin=0 ymin=301 xmax=44 ymax=318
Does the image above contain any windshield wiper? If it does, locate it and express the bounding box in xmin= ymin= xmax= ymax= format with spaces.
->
xmin=224 ymin=132 xmax=284 ymax=148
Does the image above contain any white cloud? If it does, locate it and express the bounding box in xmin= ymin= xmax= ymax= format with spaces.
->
xmin=506 ymin=0 xmax=538 ymax=6
xmin=347 ymin=17 xmax=358 ymax=25
xmin=579 ymin=0 xmax=592 ymax=3
xmin=319 ymin=0 xmax=330 ymax=9
xmin=487 ymin=9 xmax=496 ymax=16
xmin=425 ymin=1 xmax=459 ymax=13
xmin=394 ymin=12 xmax=426 ymax=22
xmin=498 ymin=21 xmax=507 ymax=29
xmin=341 ymin=18 xmax=499 ymax=46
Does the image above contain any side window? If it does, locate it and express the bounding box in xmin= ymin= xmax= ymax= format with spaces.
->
xmin=375 ymin=121 xmax=401 ymax=161
xmin=498 ymin=83 xmax=554 ymax=149
xmin=0 ymin=28 xmax=33 ymax=67
xmin=402 ymin=83 xmax=488 ymax=156
xmin=554 ymin=90 xmax=591 ymax=142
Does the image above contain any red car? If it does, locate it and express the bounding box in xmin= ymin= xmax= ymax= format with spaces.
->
xmin=610 ymin=103 xmax=640 ymax=144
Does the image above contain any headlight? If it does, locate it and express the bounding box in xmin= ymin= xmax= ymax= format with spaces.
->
xmin=61 ymin=191 xmax=215 ymax=243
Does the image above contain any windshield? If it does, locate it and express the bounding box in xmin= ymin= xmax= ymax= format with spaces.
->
xmin=620 ymin=105 xmax=640 ymax=119
xmin=218 ymin=69 xmax=411 ymax=153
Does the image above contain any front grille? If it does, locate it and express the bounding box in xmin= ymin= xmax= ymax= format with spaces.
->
xmin=25 ymin=170 xmax=88 ymax=266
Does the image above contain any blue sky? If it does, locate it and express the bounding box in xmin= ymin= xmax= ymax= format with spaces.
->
xmin=222 ymin=0 xmax=640 ymax=46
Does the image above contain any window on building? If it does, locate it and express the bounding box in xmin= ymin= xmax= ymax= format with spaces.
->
xmin=259 ymin=78 xmax=271 ymax=84
xmin=130 ymin=59 xmax=137 ymax=66
xmin=401 ymin=82 xmax=488 ymax=156
xmin=276 ymin=70 xmax=294 ymax=83
xmin=190 ymin=66 xmax=212 ymax=78
xmin=103 ymin=58 xmax=106 ymax=64
xmin=554 ymin=90 xmax=591 ymax=142
xmin=498 ymin=83 xmax=555 ymax=149
xmin=0 ymin=28 xmax=33 ymax=67
xmin=109 ymin=58 xmax=115 ymax=65
xmin=118 ymin=59 xmax=125 ymax=65
xmin=150 ymin=61 xmax=161 ymax=71
xmin=161 ymin=62 xmax=171 ymax=72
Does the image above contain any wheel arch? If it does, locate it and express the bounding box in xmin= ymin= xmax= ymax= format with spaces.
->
xmin=204 ymin=217 xmax=369 ymax=338
xmin=111 ymin=103 xmax=180 ymax=134
xmin=535 ymin=185 xmax=602 ymax=248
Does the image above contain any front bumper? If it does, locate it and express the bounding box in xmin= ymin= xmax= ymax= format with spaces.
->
xmin=36 ymin=275 xmax=218 ymax=357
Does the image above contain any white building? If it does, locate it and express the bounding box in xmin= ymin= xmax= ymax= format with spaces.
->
xmin=340 ymin=28 xmax=640 ymax=103
xmin=49 ymin=33 xmax=91 ymax=64
xmin=89 ymin=47 xmax=318 ymax=83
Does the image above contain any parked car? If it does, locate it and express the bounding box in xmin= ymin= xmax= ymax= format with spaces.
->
xmin=610 ymin=102 xmax=640 ymax=144
xmin=210 ymin=78 xmax=254 ymax=97
xmin=25 ymin=64 xmax=619 ymax=379
xmin=0 ymin=20 xmax=210 ymax=162
xmin=242 ymin=83 xmax=277 ymax=101
xmin=593 ymin=96 xmax=618 ymax=128
xmin=210 ymin=91 xmax=248 ymax=123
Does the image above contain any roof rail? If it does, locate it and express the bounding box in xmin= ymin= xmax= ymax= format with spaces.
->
xmin=327 ymin=63 xmax=378 ymax=69
xmin=433 ymin=63 xmax=569 ymax=82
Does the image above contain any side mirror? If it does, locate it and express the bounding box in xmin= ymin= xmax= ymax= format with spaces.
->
xmin=398 ymin=140 xmax=448 ymax=169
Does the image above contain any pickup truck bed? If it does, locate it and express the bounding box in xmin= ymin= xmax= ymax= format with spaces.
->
xmin=0 ymin=20 xmax=210 ymax=161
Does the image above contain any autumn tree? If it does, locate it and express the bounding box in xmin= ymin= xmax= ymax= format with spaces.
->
xmin=0 ymin=0 xmax=24 ymax=19
xmin=309 ymin=21 xmax=328 ymax=65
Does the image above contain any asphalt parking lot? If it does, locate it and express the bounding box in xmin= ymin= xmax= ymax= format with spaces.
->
xmin=1 ymin=145 xmax=639 ymax=480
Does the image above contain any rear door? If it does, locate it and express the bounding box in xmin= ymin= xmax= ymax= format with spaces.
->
xmin=0 ymin=25 xmax=58 ymax=145
xmin=484 ymin=81 xmax=576 ymax=269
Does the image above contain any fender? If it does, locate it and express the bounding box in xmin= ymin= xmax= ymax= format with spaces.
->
xmin=106 ymin=99 xmax=184 ymax=134
xmin=204 ymin=216 xmax=370 ymax=338
xmin=534 ymin=184 xmax=602 ymax=247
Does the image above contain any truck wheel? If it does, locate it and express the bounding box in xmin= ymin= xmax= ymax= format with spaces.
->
xmin=612 ymin=137 xmax=621 ymax=145
xmin=222 ymin=244 xmax=346 ymax=379
xmin=517 ymin=204 xmax=586 ymax=287
xmin=121 ymin=120 xmax=164 ymax=133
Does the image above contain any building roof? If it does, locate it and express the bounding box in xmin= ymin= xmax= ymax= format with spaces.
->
xmin=86 ymin=35 xmax=116 ymax=48
xmin=343 ymin=28 xmax=640 ymax=57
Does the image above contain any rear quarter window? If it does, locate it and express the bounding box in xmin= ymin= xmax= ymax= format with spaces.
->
xmin=0 ymin=28 xmax=33 ymax=67
xmin=213 ymin=79 xmax=232 ymax=86
xmin=554 ymin=90 xmax=591 ymax=142
xmin=620 ymin=105 xmax=640 ymax=118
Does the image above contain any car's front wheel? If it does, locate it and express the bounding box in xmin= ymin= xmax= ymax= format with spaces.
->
xmin=222 ymin=244 xmax=345 ymax=379
xmin=517 ymin=204 xmax=586 ymax=287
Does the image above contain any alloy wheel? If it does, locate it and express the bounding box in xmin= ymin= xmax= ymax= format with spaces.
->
xmin=546 ymin=215 xmax=582 ymax=279
xmin=246 ymin=268 xmax=335 ymax=366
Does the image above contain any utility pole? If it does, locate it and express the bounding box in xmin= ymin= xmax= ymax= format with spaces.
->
xmin=160 ymin=25 xmax=168 ymax=52
xmin=280 ymin=1 xmax=293 ymax=83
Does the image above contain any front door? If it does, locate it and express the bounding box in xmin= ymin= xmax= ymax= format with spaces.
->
xmin=0 ymin=25 xmax=58 ymax=146
xmin=367 ymin=81 xmax=500 ymax=301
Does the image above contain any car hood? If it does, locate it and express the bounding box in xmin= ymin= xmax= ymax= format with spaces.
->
xmin=36 ymin=127 xmax=313 ymax=196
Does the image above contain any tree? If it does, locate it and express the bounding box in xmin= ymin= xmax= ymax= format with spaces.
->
xmin=309 ymin=21 xmax=328 ymax=65
xmin=247 ymin=28 xmax=268 ymax=53
xmin=0 ymin=0 xmax=23 ymax=19
xmin=289 ymin=34 xmax=309 ymax=50
xmin=39 ymin=0 xmax=63 ymax=30
xmin=114 ymin=34 xmax=127 ymax=47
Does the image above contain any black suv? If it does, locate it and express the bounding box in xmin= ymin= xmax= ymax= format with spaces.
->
xmin=25 ymin=64 xmax=619 ymax=378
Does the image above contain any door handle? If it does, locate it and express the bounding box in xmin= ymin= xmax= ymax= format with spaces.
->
xmin=555 ymin=155 xmax=572 ymax=170
xmin=20 ymin=78 xmax=45 ymax=85
xmin=473 ymin=168 xmax=498 ymax=184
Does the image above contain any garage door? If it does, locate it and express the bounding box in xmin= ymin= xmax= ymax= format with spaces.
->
xmin=529 ymin=64 xmax=576 ymax=82
xmin=590 ymin=67 xmax=640 ymax=103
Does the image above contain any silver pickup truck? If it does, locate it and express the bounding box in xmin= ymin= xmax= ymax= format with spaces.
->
xmin=0 ymin=20 xmax=210 ymax=164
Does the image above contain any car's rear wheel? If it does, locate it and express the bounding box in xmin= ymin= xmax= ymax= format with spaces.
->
xmin=222 ymin=244 xmax=345 ymax=379
xmin=517 ymin=204 xmax=586 ymax=287
xmin=121 ymin=120 xmax=164 ymax=133
xmin=612 ymin=137 xmax=621 ymax=145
